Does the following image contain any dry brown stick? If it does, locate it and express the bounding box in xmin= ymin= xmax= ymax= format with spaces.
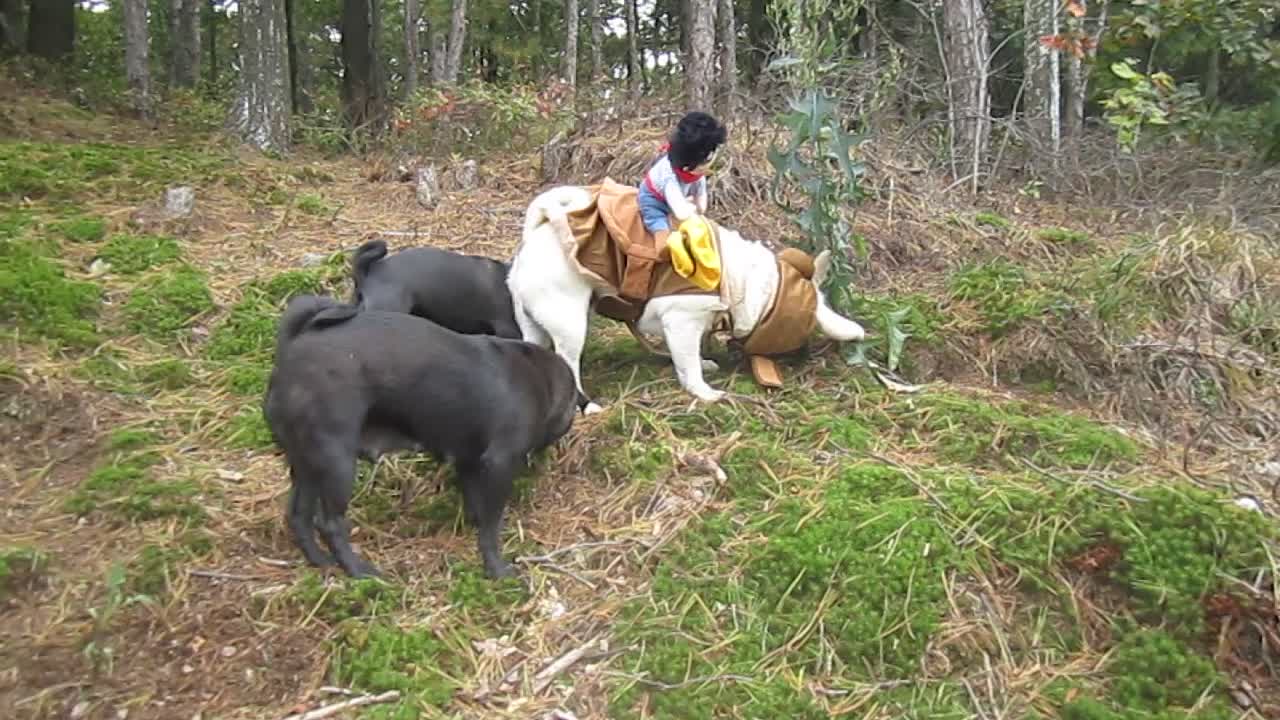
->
xmin=282 ymin=690 xmax=400 ymax=720
xmin=531 ymin=640 xmax=602 ymax=695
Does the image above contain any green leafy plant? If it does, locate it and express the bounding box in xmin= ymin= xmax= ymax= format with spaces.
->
xmin=1101 ymin=59 xmax=1204 ymax=151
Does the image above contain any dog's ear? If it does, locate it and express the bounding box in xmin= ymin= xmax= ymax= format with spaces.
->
xmin=813 ymin=250 xmax=832 ymax=287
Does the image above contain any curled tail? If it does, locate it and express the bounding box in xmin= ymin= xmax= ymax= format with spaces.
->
xmin=350 ymin=239 xmax=389 ymax=303
xmin=522 ymin=186 xmax=590 ymax=254
xmin=275 ymin=295 xmax=358 ymax=355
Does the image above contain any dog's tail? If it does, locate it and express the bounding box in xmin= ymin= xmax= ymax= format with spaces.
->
xmin=276 ymin=295 xmax=358 ymax=354
xmin=522 ymin=187 xmax=589 ymax=254
xmin=350 ymin=239 xmax=389 ymax=303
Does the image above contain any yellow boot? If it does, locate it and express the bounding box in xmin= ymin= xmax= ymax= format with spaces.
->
xmin=673 ymin=216 xmax=721 ymax=290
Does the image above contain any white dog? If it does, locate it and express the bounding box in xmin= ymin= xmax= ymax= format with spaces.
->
xmin=506 ymin=185 xmax=866 ymax=410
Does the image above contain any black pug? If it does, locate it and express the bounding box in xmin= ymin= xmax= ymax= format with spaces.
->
xmin=263 ymin=294 xmax=585 ymax=578
xmin=351 ymin=239 xmax=522 ymax=339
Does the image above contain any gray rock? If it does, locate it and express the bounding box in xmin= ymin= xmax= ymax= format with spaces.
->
xmin=301 ymin=252 xmax=329 ymax=267
xmin=164 ymin=186 xmax=196 ymax=218
xmin=454 ymin=159 xmax=478 ymax=190
xmin=415 ymin=165 xmax=440 ymax=209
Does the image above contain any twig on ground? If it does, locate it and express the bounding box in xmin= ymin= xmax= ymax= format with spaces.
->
xmin=532 ymin=639 xmax=602 ymax=695
xmin=282 ymin=690 xmax=400 ymax=720
xmin=604 ymin=671 xmax=752 ymax=690
xmin=190 ymin=569 xmax=271 ymax=581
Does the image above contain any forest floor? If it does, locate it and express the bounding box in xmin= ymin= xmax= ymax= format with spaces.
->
xmin=3 ymin=78 xmax=1280 ymax=720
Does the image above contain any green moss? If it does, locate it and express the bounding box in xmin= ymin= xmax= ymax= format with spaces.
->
xmin=221 ymin=362 xmax=270 ymax=396
xmin=129 ymin=531 xmax=214 ymax=596
xmin=446 ymin=563 xmax=527 ymax=614
xmin=331 ymin=622 xmax=459 ymax=714
xmin=107 ymin=427 xmax=161 ymax=452
xmin=948 ymin=260 xmax=1070 ymax=336
xmin=296 ymin=194 xmax=331 ymax=216
xmin=135 ymin=358 xmax=193 ymax=390
xmin=288 ymin=572 xmax=405 ymax=623
xmin=0 ymin=546 xmax=50 ymax=597
xmin=65 ymin=446 xmax=205 ymax=523
xmin=77 ymin=354 xmax=192 ymax=393
xmin=890 ymin=393 xmax=1139 ymax=469
xmin=221 ymin=408 xmax=275 ymax=450
xmin=974 ymin=211 xmax=1012 ymax=230
xmin=0 ymin=142 xmax=227 ymax=201
xmin=96 ymin=233 xmax=181 ymax=274
xmin=50 ymin=215 xmax=108 ymax=243
xmin=122 ymin=265 xmax=214 ymax=339
xmin=0 ymin=238 xmax=100 ymax=347
xmin=1037 ymin=227 xmax=1091 ymax=246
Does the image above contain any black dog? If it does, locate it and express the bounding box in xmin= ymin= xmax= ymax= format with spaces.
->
xmin=263 ymin=294 xmax=585 ymax=578
xmin=351 ymin=239 xmax=522 ymax=339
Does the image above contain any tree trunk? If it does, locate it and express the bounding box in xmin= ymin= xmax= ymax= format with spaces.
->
xmin=429 ymin=29 xmax=447 ymax=84
xmin=1065 ymin=0 xmax=1109 ymax=140
xmin=167 ymin=0 xmax=201 ymax=88
xmin=295 ymin=17 xmax=314 ymax=114
xmin=228 ymin=0 xmax=290 ymax=153
xmin=1023 ymin=0 xmax=1061 ymax=157
xmin=26 ymin=0 xmax=75 ymax=60
xmin=445 ymin=0 xmax=466 ymax=83
xmin=943 ymin=0 xmax=991 ymax=187
xmin=745 ymin=0 xmax=770 ymax=83
xmin=587 ymin=0 xmax=603 ymax=81
xmin=0 ymin=0 xmax=26 ymax=55
xmin=678 ymin=0 xmax=690 ymax=66
xmin=341 ymin=0 xmax=387 ymax=133
xmin=716 ymin=0 xmax=736 ymax=115
xmin=206 ymin=0 xmax=218 ymax=86
xmin=123 ymin=0 xmax=151 ymax=118
xmin=403 ymin=0 xmax=419 ymax=98
xmin=285 ymin=0 xmax=300 ymax=112
xmin=684 ymin=0 xmax=715 ymax=110
xmin=561 ymin=0 xmax=578 ymax=86
xmin=626 ymin=0 xmax=639 ymax=92
xmin=1203 ymin=50 xmax=1221 ymax=109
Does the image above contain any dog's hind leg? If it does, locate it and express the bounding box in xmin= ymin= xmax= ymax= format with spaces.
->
xmin=286 ymin=470 xmax=335 ymax=568
xmin=311 ymin=446 xmax=381 ymax=578
xmin=510 ymin=294 xmax=552 ymax=348
xmin=661 ymin=311 xmax=725 ymax=403
xmin=525 ymin=287 xmax=599 ymax=412
xmin=456 ymin=453 xmax=517 ymax=579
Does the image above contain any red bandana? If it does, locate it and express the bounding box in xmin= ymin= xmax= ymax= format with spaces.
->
xmin=657 ymin=142 xmax=705 ymax=183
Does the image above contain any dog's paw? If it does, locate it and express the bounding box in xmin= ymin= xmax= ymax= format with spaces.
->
xmin=583 ymin=401 xmax=605 ymax=415
xmin=693 ymin=388 xmax=726 ymax=404
xmin=701 ymin=359 xmax=720 ymax=374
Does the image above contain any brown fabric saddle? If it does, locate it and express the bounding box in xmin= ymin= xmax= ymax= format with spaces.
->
xmin=564 ymin=178 xmax=715 ymax=322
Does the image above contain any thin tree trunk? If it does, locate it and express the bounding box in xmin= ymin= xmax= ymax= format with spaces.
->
xmin=403 ymin=0 xmax=419 ymax=98
xmin=228 ymin=0 xmax=290 ymax=153
xmin=678 ymin=0 xmax=690 ymax=66
xmin=1065 ymin=0 xmax=1109 ymax=140
xmin=561 ymin=0 xmax=578 ymax=86
xmin=168 ymin=0 xmax=201 ymax=88
xmin=341 ymin=0 xmax=387 ymax=133
xmin=1203 ymin=50 xmax=1221 ymax=109
xmin=716 ymin=0 xmax=736 ymax=116
xmin=445 ymin=0 xmax=466 ymax=83
xmin=745 ymin=0 xmax=769 ymax=83
xmin=587 ymin=0 xmax=604 ymax=80
xmin=943 ymin=0 xmax=991 ymax=188
xmin=0 ymin=0 xmax=25 ymax=55
xmin=429 ymin=28 xmax=447 ymax=84
xmin=26 ymin=0 xmax=75 ymax=60
xmin=295 ymin=19 xmax=314 ymax=113
xmin=207 ymin=0 xmax=218 ymax=86
xmin=1023 ymin=0 xmax=1061 ymax=158
xmin=684 ymin=0 xmax=715 ymax=110
xmin=626 ymin=0 xmax=639 ymax=93
xmin=285 ymin=0 xmax=300 ymax=112
xmin=123 ymin=0 xmax=151 ymax=118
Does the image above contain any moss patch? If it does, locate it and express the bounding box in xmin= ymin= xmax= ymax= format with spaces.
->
xmin=0 ymin=237 xmax=100 ymax=347
xmin=122 ymin=265 xmax=214 ymax=339
xmin=948 ymin=259 xmax=1069 ymax=337
xmin=96 ymin=233 xmax=181 ymax=274
xmin=50 ymin=215 xmax=109 ymax=243
xmin=65 ymin=433 xmax=206 ymax=523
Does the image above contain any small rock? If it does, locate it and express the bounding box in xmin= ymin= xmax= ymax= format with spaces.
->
xmin=415 ymin=166 xmax=440 ymax=209
xmin=1257 ymin=461 xmax=1280 ymax=479
xmin=164 ymin=186 xmax=196 ymax=218
xmin=88 ymin=258 xmax=112 ymax=277
xmin=216 ymin=469 xmax=245 ymax=482
xmin=220 ymin=645 xmax=237 ymax=658
xmin=301 ymin=252 xmax=330 ymax=267
xmin=1234 ymin=495 xmax=1262 ymax=513
xmin=69 ymin=701 xmax=91 ymax=720
xmin=182 ymin=664 xmax=194 ymax=674
xmin=115 ymin=708 xmax=129 ymax=720
xmin=454 ymin=159 xmax=478 ymax=190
